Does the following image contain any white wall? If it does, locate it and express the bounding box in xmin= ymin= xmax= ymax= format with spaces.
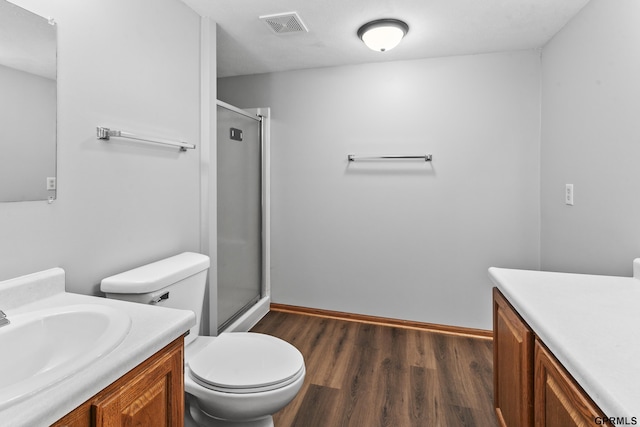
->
xmin=219 ymin=51 xmax=541 ymax=330
xmin=8 ymin=0 xmax=627 ymax=331
xmin=0 ymin=0 xmax=201 ymax=294
xmin=541 ymin=0 xmax=640 ymax=276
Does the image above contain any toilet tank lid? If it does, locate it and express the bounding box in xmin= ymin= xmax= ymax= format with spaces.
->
xmin=100 ymin=252 xmax=210 ymax=294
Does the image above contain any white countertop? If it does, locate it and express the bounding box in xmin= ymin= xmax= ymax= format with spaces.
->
xmin=489 ymin=263 xmax=640 ymax=419
xmin=0 ymin=268 xmax=195 ymax=427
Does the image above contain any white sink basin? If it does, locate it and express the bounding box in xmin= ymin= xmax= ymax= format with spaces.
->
xmin=0 ymin=304 xmax=131 ymax=409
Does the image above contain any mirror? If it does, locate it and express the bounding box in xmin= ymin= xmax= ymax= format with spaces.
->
xmin=0 ymin=0 xmax=56 ymax=202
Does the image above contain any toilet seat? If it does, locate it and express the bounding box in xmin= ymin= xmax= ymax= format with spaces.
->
xmin=188 ymin=332 xmax=305 ymax=394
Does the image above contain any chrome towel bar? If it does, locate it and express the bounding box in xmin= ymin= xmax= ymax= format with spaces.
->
xmin=347 ymin=154 xmax=432 ymax=162
xmin=97 ymin=127 xmax=195 ymax=151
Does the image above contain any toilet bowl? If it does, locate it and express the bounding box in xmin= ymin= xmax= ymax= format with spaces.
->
xmin=185 ymin=334 xmax=305 ymax=427
xmin=100 ymin=252 xmax=305 ymax=427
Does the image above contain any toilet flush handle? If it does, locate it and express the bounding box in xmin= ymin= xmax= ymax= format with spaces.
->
xmin=151 ymin=292 xmax=170 ymax=304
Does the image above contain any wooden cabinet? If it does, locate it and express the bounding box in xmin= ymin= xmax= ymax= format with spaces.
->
xmin=52 ymin=337 xmax=184 ymax=427
xmin=493 ymin=288 xmax=611 ymax=427
xmin=493 ymin=287 xmax=534 ymax=427
xmin=534 ymin=341 xmax=609 ymax=427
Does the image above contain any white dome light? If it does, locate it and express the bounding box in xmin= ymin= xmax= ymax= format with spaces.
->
xmin=357 ymin=19 xmax=409 ymax=52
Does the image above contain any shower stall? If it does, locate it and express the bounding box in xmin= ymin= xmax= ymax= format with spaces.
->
xmin=216 ymin=100 xmax=269 ymax=334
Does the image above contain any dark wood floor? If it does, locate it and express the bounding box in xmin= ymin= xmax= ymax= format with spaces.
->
xmin=250 ymin=310 xmax=498 ymax=427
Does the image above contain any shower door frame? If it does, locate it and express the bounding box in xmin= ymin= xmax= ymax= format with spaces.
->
xmin=214 ymin=100 xmax=270 ymax=334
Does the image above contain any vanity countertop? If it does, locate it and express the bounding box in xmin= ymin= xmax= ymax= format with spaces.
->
xmin=0 ymin=268 xmax=195 ymax=427
xmin=489 ymin=262 xmax=640 ymax=420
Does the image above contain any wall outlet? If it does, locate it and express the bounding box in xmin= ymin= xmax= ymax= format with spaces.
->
xmin=46 ymin=177 xmax=56 ymax=191
xmin=565 ymin=184 xmax=574 ymax=205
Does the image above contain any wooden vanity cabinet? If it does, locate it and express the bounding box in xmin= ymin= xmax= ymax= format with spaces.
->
xmin=493 ymin=288 xmax=612 ymax=427
xmin=493 ymin=287 xmax=534 ymax=427
xmin=52 ymin=336 xmax=184 ymax=427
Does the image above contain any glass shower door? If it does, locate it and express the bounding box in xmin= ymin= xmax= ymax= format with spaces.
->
xmin=217 ymin=103 xmax=262 ymax=333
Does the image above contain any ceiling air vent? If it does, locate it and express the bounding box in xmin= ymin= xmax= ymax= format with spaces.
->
xmin=259 ymin=12 xmax=308 ymax=35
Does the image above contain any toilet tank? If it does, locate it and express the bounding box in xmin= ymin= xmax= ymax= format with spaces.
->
xmin=101 ymin=252 xmax=210 ymax=345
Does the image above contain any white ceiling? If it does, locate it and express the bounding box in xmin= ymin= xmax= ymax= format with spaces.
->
xmin=182 ymin=0 xmax=591 ymax=78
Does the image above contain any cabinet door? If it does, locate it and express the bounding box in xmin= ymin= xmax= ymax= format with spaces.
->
xmin=92 ymin=339 xmax=184 ymax=427
xmin=493 ymin=288 xmax=534 ymax=427
xmin=534 ymin=340 xmax=610 ymax=427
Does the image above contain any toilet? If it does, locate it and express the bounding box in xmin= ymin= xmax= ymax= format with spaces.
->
xmin=100 ymin=252 xmax=305 ymax=427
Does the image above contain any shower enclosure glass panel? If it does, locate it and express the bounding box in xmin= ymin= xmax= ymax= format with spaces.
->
xmin=217 ymin=103 xmax=262 ymax=333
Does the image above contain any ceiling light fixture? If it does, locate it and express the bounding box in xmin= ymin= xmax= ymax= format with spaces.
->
xmin=357 ymin=19 xmax=409 ymax=52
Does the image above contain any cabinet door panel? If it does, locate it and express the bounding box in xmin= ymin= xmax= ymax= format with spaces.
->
xmin=93 ymin=339 xmax=184 ymax=427
xmin=534 ymin=340 xmax=610 ymax=427
xmin=120 ymin=378 xmax=169 ymax=426
xmin=493 ymin=288 xmax=534 ymax=427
